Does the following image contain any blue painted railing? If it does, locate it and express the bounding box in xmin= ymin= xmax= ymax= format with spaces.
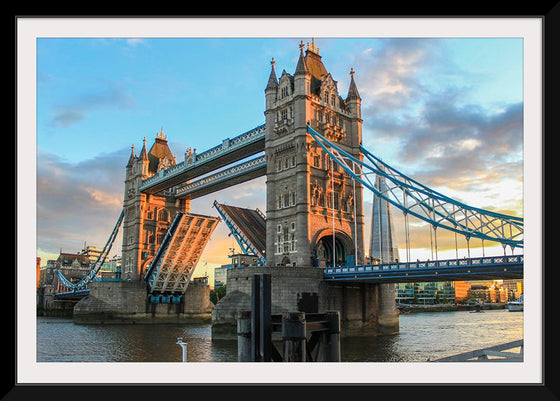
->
xmin=324 ymin=255 xmax=523 ymax=282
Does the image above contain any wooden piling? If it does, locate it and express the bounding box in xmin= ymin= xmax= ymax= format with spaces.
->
xmin=236 ymin=274 xmax=342 ymax=362
xmin=251 ymin=274 xmax=272 ymax=362
xmin=282 ymin=312 xmax=306 ymax=362
xmin=320 ymin=310 xmax=341 ymax=362
xmin=237 ymin=310 xmax=252 ymax=362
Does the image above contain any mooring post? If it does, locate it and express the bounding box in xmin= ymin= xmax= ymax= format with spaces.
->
xmin=323 ymin=310 xmax=341 ymax=362
xmin=282 ymin=312 xmax=306 ymax=362
xmin=251 ymin=274 xmax=272 ymax=362
xmin=237 ymin=310 xmax=252 ymax=362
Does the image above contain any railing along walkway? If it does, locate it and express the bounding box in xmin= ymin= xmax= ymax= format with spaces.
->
xmin=429 ymin=339 xmax=523 ymax=362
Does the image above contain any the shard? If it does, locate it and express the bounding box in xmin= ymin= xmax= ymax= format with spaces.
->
xmin=369 ymin=173 xmax=399 ymax=263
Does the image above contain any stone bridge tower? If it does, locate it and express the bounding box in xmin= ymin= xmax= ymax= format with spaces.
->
xmin=121 ymin=130 xmax=190 ymax=281
xmin=264 ymin=39 xmax=365 ymax=269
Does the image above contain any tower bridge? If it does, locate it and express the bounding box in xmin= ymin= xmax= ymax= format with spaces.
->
xmin=48 ymin=39 xmax=523 ymax=335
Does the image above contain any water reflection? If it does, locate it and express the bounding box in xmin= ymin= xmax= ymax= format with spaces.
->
xmin=37 ymin=309 xmax=522 ymax=363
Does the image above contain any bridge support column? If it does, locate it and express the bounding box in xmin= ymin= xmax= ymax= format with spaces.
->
xmin=377 ymin=283 xmax=399 ymax=335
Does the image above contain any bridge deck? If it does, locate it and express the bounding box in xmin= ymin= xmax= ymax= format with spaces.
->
xmin=323 ymin=255 xmax=523 ymax=283
xmin=144 ymin=212 xmax=219 ymax=296
xmin=215 ymin=202 xmax=266 ymax=256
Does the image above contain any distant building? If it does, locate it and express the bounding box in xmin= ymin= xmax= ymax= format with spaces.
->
xmin=503 ymin=279 xmax=524 ymax=299
xmin=214 ymin=264 xmax=230 ymax=289
xmin=214 ymin=254 xmax=260 ymax=289
xmin=464 ymin=280 xmax=510 ymax=303
xmin=56 ymin=252 xmax=91 ymax=285
xmin=98 ymin=255 xmax=121 ymax=280
xmin=36 ymin=257 xmax=41 ymax=289
xmin=79 ymin=245 xmax=104 ymax=264
xmin=395 ymin=281 xmax=455 ymax=304
xmin=454 ymin=281 xmax=471 ymax=301
xmin=395 ymin=279 xmax=522 ymax=304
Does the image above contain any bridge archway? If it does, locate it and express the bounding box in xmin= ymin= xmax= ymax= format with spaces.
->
xmin=312 ymin=230 xmax=354 ymax=268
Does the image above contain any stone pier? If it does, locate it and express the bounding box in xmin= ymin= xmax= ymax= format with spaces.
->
xmin=211 ymin=266 xmax=399 ymax=339
xmin=73 ymin=280 xmax=213 ymax=324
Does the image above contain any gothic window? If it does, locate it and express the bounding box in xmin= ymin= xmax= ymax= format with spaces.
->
xmin=145 ymin=230 xmax=155 ymax=244
xmin=277 ymin=190 xmax=296 ymax=209
xmin=157 ymin=233 xmax=164 ymax=245
xmin=313 ymin=154 xmax=320 ymax=168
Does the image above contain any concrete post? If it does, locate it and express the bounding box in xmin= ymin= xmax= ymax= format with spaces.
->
xmin=282 ymin=312 xmax=306 ymax=362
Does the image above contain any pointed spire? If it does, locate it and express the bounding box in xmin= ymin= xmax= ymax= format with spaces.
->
xmin=295 ymin=40 xmax=309 ymax=76
xmin=307 ymin=38 xmax=319 ymax=55
xmin=140 ymin=136 xmax=148 ymax=161
xmin=156 ymin=127 xmax=166 ymax=140
xmin=127 ymin=143 xmax=136 ymax=166
xmin=347 ymin=68 xmax=361 ymax=100
xmin=265 ymin=57 xmax=278 ymax=91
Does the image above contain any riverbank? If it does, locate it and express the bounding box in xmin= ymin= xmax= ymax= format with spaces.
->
xmin=397 ymin=303 xmax=506 ymax=314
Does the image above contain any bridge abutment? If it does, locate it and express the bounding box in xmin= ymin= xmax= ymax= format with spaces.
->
xmin=211 ymin=266 xmax=399 ymax=339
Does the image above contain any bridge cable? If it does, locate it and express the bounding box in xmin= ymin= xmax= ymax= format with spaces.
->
xmin=331 ymin=158 xmax=336 ymax=267
xmin=306 ymin=124 xmax=523 ymax=250
xmin=352 ymin=162 xmax=358 ymax=264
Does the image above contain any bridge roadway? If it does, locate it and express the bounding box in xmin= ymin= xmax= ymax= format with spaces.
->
xmin=323 ymin=255 xmax=523 ymax=284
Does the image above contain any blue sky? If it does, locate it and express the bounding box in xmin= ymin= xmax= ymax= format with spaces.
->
xmin=34 ymin=31 xmax=527 ymax=278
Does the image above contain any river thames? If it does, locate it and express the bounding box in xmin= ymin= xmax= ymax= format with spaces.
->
xmin=37 ymin=308 xmax=522 ymax=363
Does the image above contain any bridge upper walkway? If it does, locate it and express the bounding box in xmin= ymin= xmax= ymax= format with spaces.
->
xmin=140 ymin=124 xmax=265 ymax=195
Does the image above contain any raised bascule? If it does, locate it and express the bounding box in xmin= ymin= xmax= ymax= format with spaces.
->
xmin=46 ymin=39 xmax=523 ymax=335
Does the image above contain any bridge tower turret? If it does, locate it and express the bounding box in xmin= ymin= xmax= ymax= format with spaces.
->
xmin=264 ymin=39 xmax=365 ymax=268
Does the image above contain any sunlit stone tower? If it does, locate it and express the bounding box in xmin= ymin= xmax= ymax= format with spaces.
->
xmin=121 ymin=129 xmax=190 ymax=281
xmin=264 ymin=39 xmax=366 ymax=269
